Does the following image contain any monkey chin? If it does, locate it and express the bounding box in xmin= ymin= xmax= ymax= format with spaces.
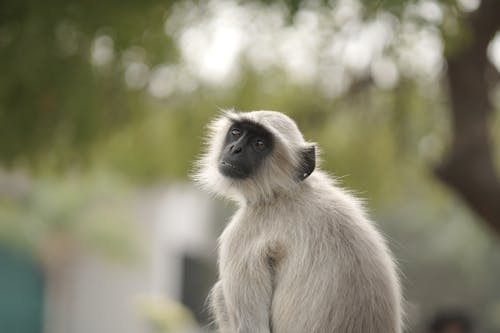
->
xmin=218 ymin=160 xmax=250 ymax=179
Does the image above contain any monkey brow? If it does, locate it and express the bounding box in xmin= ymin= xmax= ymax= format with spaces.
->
xmin=229 ymin=120 xmax=274 ymax=137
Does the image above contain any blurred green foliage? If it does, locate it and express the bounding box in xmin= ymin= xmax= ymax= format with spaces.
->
xmin=138 ymin=295 xmax=197 ymax=333
xmin=0 ymin=0 xmax=176 ymax=166
xmin=0 ymin=170 xmax=140 ymax=262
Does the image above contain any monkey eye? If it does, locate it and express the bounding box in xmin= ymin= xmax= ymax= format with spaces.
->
xmin=231 ymin=128 xmax=242 ymax=138
xmin=254 ymin=139 xmax=266 ymax=151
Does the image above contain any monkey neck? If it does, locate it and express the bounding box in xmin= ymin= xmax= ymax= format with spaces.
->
xmin=242 ymin=177 xmax=313 ymax=208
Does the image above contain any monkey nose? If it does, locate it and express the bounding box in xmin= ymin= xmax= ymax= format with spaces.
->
xmin=231 ymin=145 xmax=242 ymax=154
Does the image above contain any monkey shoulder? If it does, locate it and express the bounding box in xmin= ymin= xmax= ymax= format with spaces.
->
xmin=300 ymin=180 xmax=391 ymax=256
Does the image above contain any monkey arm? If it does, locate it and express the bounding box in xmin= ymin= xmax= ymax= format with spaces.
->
xmin=209 ymin=281 xmax=233 ymax=333
xmin=222 ymin=248 xmax=274 ymax=333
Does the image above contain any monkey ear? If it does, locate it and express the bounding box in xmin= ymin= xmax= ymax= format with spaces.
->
xmin=297 ymin=145 xmax=316 ymax=181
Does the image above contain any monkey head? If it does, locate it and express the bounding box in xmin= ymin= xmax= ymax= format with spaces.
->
xmin=194 ymin=110 xmax=316 ymax=203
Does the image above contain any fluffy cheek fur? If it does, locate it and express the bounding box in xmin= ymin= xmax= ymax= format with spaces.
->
xmin=194 ymin=113 xmax=302 ymax=204
xmin=193 ymin=116 xmax=235 ymax=198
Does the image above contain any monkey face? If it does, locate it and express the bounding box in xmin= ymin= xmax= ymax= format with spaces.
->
xmin=218 ymin=120 xmax=274 ymax=179
xmin=194 ymin=110 xmax=317 ymax=203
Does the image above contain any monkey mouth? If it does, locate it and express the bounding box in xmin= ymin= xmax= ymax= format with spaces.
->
xmin=219 ymin=160 xmax=249 ymax=179
xmin=221 ymin=161 xmax=237 ymax=169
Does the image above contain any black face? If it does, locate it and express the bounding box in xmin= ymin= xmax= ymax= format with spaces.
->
xmin=219 ymin=121 xmax=274 ymax=179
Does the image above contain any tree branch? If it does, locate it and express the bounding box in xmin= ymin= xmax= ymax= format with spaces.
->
xmin=436 ymin=0 xmax=500 ymax=232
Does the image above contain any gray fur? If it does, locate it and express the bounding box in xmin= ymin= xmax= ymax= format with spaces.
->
xmin=195 ymin=110 xmax=403 ymax=333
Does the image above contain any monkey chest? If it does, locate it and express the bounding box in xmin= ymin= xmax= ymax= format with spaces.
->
xmin=218 ymin=220 xmax=282 ymax=275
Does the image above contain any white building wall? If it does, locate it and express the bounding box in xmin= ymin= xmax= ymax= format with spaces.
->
xmin=45 ymin=185 xmax=218 ymax=333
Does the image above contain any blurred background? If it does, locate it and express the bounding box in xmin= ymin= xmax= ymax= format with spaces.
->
xmin=1 ymin=0 xmax=499 ymax=332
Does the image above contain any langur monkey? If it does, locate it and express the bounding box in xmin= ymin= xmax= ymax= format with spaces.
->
xmin=194 ymin=110 xmax=402 ymax=333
